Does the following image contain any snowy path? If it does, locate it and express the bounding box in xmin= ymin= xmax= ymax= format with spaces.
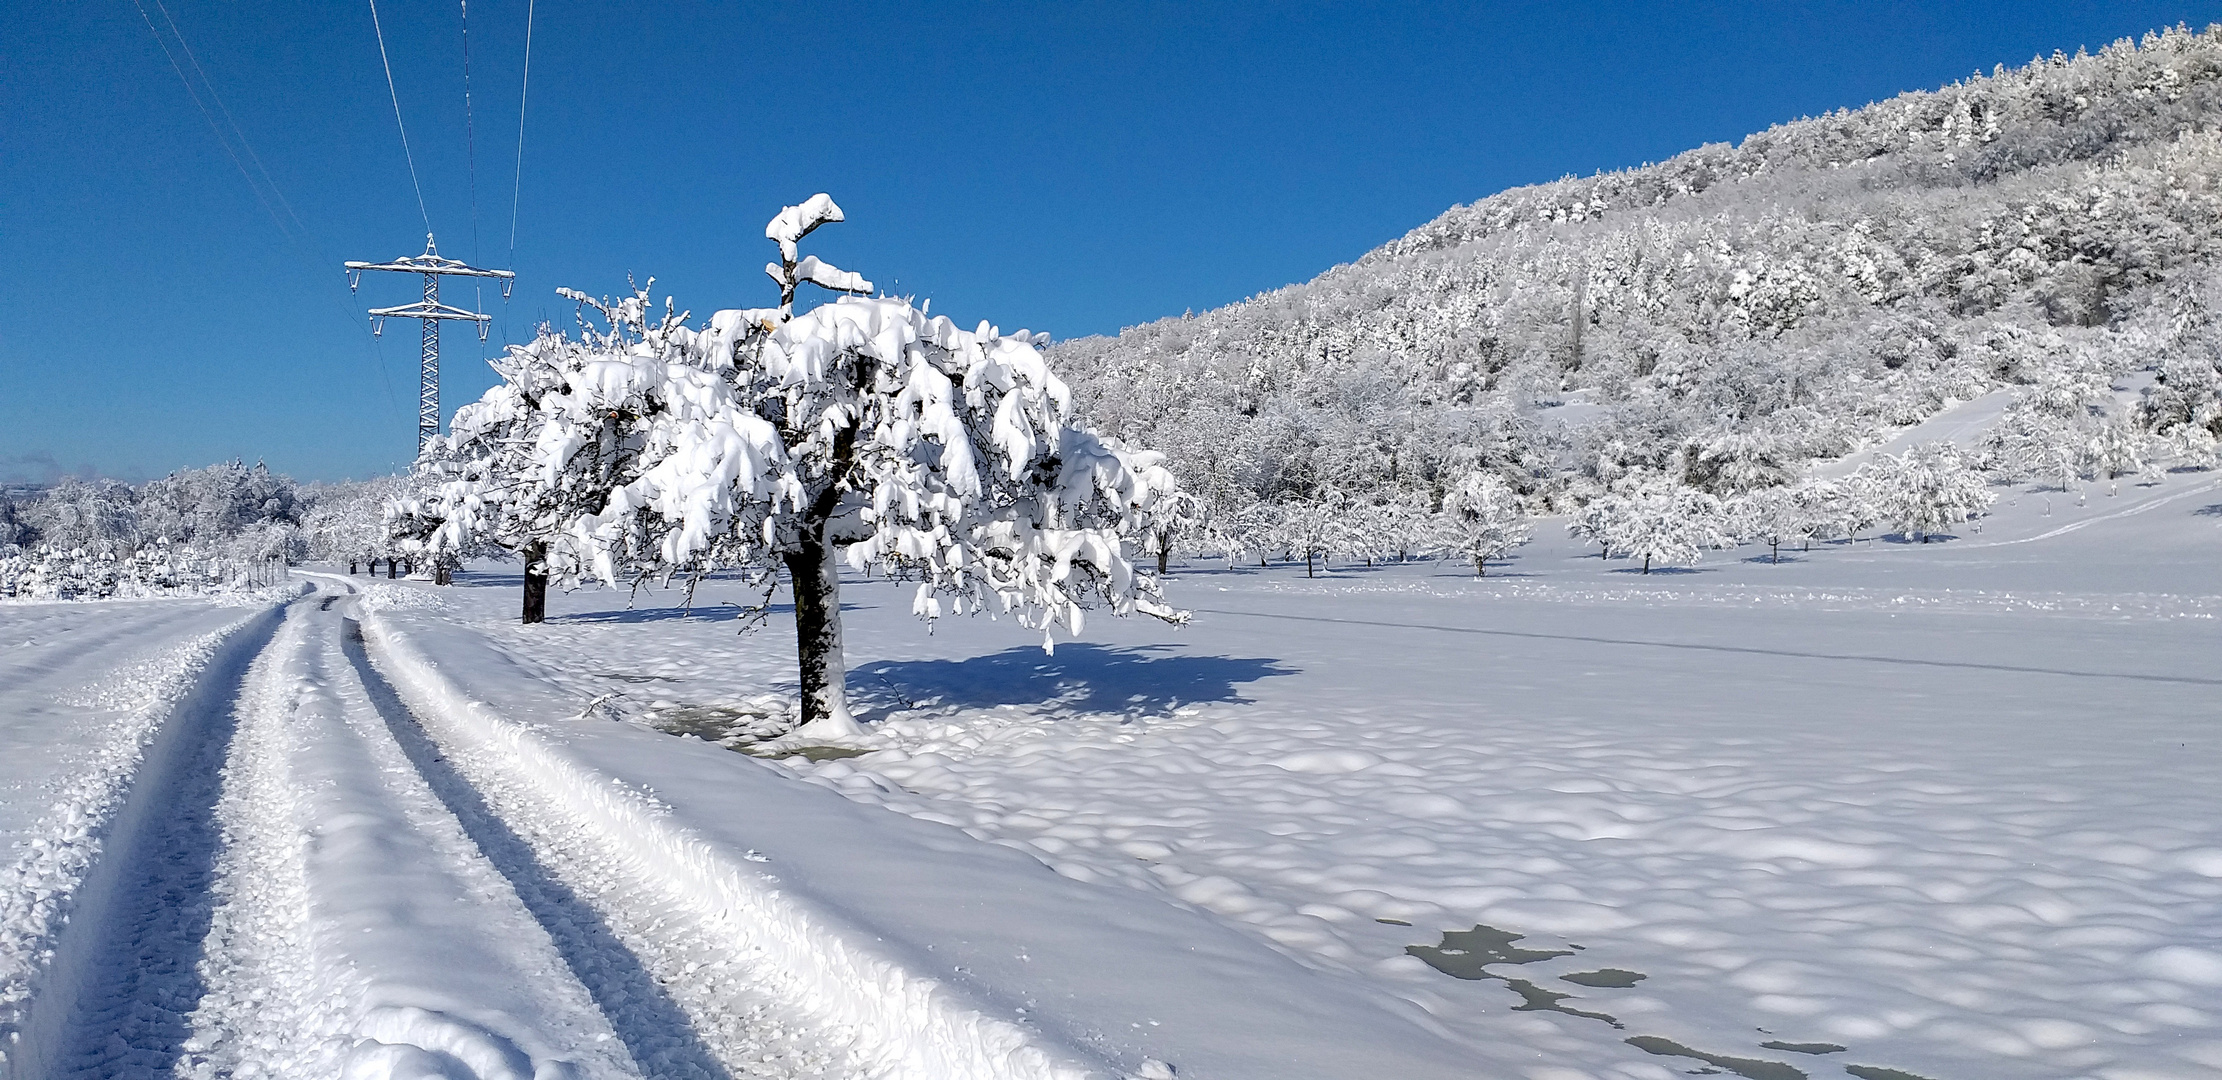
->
xmin=0 ymin=580 xmax=880 ymax=1079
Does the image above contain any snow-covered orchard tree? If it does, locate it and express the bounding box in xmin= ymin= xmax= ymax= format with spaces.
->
xmin=1590 ymin=482 xmax=1733 ymax=573
xmin=414 ymin=282 xmax=750 ymax=620
xmin=1730 ymin=484 xmax=1806 ymax=563
xmin=1869 ymin=442 xmax=1996 ymax=541
xmin=304 ymin=476 xmax=406 ymax=573
xmin=440 ymin=196 xmax=1187 ymax=738
xmin=1441 ymin=472 xmax=1531 ymax=575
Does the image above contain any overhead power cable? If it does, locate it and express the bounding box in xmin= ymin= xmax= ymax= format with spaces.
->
xmin=461 ymin=0 xmax=481 ymax=263
xmin=366 ymin=0 xmax=432 ymax=235
xmin=508 ymin=0 xmax=534 ymax=271
xmin=128 ymin=0 xmax=405 ymax=424
xmin=130 ymin=0 xmax=294 ymax=239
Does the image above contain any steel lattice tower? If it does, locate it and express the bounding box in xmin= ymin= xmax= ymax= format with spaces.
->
xmin=347 ymin=235 xmax=515 ymax=453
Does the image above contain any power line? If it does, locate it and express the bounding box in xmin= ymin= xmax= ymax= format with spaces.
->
xmin=503 ymin=0 xmax=536 ymax=348
xmin=147 ymin=0 xmax=309 ymax=239
xmin=460 ymin=0 xmax=481 ymax=264
xmin=366 ymin=0 xmax=432 ymax=235
xmin=128 ymin=0 xmax=290 ymax=238
xmin=127 ymin=0 xmax=405 ymax=426
xmin=509 ymin=0 xmax=534 ymax=271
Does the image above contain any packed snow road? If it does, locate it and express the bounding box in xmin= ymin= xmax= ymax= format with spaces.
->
xmin=0 ymin=581 xmax=856 ymax=1080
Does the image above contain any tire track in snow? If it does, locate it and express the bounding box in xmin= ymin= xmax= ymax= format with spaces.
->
xmin=341 ymin=613 xmax=844 ymax=1080
xmin=182 ymin=592 xmax=639 ymax=1078
xmin=34 ymin=612 xmax=279 ymax=1079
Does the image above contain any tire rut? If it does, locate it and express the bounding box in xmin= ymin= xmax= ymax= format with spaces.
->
xmin=344 ymin=614 xmax=852 ymax=1080
xmin=36 ymin=610 xmax=271 ymax=1079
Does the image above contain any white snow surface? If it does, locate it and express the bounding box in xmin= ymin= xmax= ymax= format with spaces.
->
xmin=0 ymin=595 xmax=287 ymax=1075
xmin=379 ymin=468 xmax=2222 ymax=1080
xmin=1 ymin=468 xmax=2218 ymax=1078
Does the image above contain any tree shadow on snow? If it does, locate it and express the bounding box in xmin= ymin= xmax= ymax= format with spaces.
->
xmin=1609 ymin=565 xmax=1712 ymax=575
xmin=550 ymin=601 xmax=866 ymax=626
xmin=2194 ymin=503 xmax=2222 ymax=517
xmin=851 ymin=642 xmax=1295 ymax=719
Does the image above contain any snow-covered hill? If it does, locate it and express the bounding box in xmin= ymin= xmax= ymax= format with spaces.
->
xmin=1052 ymin=25 xmax=2222 ymax=528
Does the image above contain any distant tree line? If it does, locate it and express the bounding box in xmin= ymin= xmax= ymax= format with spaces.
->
xmin=0 ymin=461 xmax=417 ymax=599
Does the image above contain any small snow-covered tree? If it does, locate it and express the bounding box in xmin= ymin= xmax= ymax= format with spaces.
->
xmin=304 ymin=477 xmax=405 ymax=573
xmin=1566 ymin=495 xmax=1618 ymax=560
xmin=1730 ymin=484 xmax=1803 ymax=563
xmin=417 ymin=283 xmax=750 ymax=620
xmin=2085 ymin=416 xmax=2158 ymax=495
xmin=1270 ymin=498 xmax=1342 ymax=578
xmin=1591 ymin=482 xmax=1732 ymax=573
xmin=1869 ymin=441 xmax=1996 ymax=541
xmin=1687 ymin=430 xmax=1799 ymax=496
xmin=1441 ymin=472 xmax=1531 ymax=576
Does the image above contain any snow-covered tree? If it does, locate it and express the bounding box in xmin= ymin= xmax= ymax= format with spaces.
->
xmin=1687 ymin=430 xmax=1800 ymax=496
xmin=1588 ymin=482 xmax=1733 ymax=573
xmin=304 ymin=477 xmax=406 ymax=573
xmin=27 ymin=478 xmax=141 ymax=555
xmin=414 ymin=282 xmax=752 ymax=620
xmin=428 ymin=196 xmax=1185 ymax=738
xmin=2084 ymin=416 xmax=2159 ymax=495
xmin=1868 ymin=442 xmax=1996 ymax=541
xmin=1440 ymin=472 xmax=1531 ymax=575
xmin=1730 ymin=484 xmax=1804 ymax=563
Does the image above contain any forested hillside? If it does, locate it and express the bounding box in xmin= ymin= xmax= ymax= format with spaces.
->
xmin=1053 ymin=25 xmax=2222 ymax=558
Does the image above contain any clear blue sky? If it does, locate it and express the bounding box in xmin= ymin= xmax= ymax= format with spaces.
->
xmin=6 ymin=1 xmax=2221 ymax=482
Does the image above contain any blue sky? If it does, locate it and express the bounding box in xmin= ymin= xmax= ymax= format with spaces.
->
xmin=6 ymin=1 xmax=2221 ymax=482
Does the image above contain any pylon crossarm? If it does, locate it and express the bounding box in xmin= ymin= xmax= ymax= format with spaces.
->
xmin=345 ymin=255 xmax=516 ymax=280
xmin=368 ymin=300 xmax=495 ymax=322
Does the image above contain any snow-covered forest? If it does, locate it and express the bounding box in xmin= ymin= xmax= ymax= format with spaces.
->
xmin=0 ymin=463 xmax=403 ymax=598
xmin=1053 ymin=26 xmax=2222 ymax=569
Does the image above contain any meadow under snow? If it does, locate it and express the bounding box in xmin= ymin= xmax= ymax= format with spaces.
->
xmin=340 ymin=461 xmax=2219 ymax=1080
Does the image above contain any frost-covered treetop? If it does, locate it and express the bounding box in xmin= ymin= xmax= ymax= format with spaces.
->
xmin=629 ymin=294 xmax=1182 ymax=637
xmin=763 ymin=194 xmax=873 ymax=311
xmin=766 ymin=193 xmax=844 ymax=262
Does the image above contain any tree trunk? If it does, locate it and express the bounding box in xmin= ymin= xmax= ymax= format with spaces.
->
xmin=1305 ymin=551 xmax=1315 ymax=578
xmin=521 ymin=542 xmax=548 ymax=625
xmin=1156 ymin=530 xmax=1170 ymax=576
xmin=1642 ymin=554 xmax=1651 ymax=574
xmin=1475 ymin=555 xmax=1486 ymax=578
xmin=387 ymin=559 xmax=397 ymax=579
xmin=349 ymin=560 xmax=358 ymax=575
xmin=785 ymin=528 xmax=863 ymax=741
xmin=1771 ymin=539 xmax=1779 ymax=563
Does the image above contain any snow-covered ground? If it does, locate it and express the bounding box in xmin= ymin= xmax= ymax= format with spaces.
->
xmin=1 ymin=470 xmax=2216 ymax=1079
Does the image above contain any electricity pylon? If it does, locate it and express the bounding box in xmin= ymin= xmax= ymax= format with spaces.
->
xmin=347 ymin=235 xmax=515 ymax=453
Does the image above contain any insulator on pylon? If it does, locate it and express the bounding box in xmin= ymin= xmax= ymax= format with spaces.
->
xmin=372 ymin=316 xmax=384 ymax=337
xmin=477 ymin=321 xmax=490 ymax=343
xmin=501 ymin=278 xmax=513 ymax=300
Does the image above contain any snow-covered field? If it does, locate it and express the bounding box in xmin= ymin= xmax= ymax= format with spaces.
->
xmin=1 ymin=471 xmax=2216 ymax=1079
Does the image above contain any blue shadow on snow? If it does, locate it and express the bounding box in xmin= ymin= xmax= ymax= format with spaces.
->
xmin=852 ymin=643 xmax=1295 ymax=718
